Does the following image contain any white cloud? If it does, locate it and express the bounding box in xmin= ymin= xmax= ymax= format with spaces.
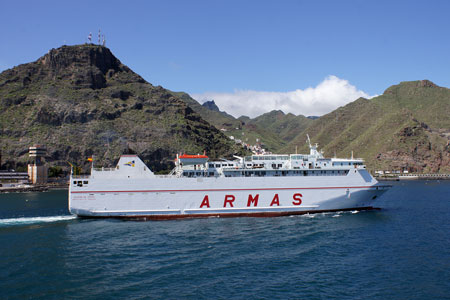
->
xmin=191 ymin=75 xmax=375 ymax=118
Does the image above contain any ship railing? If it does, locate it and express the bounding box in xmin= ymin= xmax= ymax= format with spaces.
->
xmin=71 ymin=175 xmax=91 ymax=179
xmin=154 ymin=175 xmax=177 ymax=178
xmin=93 ymin=168 xmax=116 ymax=172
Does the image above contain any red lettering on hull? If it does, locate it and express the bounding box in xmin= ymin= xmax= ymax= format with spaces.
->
xmin=224 ymin=195 xmax=235 ymax=207
xmin=270 ymin=194 xmax=280 ymax=206
xmin=247 ymin=194 xmax=259 ymax=207
xmin=292 ymin=193 xmax=302 ymax=205
xmin=200 ymin=195 xmax=210 ymax=208
xmin=201 ymin=193 xmax=303 ymax=208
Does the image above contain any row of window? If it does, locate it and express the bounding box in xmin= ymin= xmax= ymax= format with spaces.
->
xmin=250 ymin=155 xmax=290 ymax=161
xmin=333 ymin=162 xmax=363 ymax=166
xmin=210 ymin=162 xmax=364 ymax=168
xmin=182 ymin=170 xmax=349 ymax=178
xmin=209 ymin=163 xmax=235 ymax=168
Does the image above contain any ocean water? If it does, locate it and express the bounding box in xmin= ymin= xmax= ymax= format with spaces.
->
xmin=0 ymin=181 xmax=449 ymax=299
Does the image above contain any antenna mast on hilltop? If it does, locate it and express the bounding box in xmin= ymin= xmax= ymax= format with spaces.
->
xmin=87 ymin=32 xmax=92 ymax=43
xmin=98 ymin=29 xmax=101 ymax=44
xmin=102 ymin=34 xmax=106 ymax=46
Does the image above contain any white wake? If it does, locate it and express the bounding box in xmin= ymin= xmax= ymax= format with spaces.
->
xmin=0 ymin=215 xmax=77 ymax=226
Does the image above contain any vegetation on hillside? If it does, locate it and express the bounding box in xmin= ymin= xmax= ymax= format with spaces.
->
xmin=0 ymin=45 xmax=245 ymax=172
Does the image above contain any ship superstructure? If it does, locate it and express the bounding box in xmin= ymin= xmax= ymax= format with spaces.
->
xmin=69 ymin=139 xmax=390 ymax=219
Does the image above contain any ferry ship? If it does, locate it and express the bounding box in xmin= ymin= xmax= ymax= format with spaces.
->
xmin=69 ymin=138 xmax=390 ymax=219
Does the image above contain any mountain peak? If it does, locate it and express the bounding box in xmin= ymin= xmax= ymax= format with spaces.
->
xmin=38 ymin=44 xmax=121 ymax=75
xmin=202 ymin=100 xmax=220 ymax=112
xmin=418 ymin=79 xmax=438 ymax=88
xmin=30 ymin=44 xmax=139 ymax=89
xmin=383 ymin=80 xmax=440 ymax=95
xmin=0 ymin=44 xmax=242 ymax=171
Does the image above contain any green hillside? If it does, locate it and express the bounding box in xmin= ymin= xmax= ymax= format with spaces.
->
xmin=0 ymin=44 xmax=245 ymax=172
xmin=171 ymin=92 xmax=289 ymax=152
xmin=176 ymin=94 xmax=313 ymax=152
xmin=283 ymin=80 xmax=450 ymax=173
xmin=3 ymin=45 xmax=446 ymax=174
xmin=246 ymin=110 xmax=313 ymax=146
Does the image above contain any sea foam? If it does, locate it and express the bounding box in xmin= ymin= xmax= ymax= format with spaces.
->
xmin=0 ymin=215 xmax=77 ymax=226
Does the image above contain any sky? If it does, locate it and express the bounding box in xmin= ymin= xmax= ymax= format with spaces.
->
xmin=1 ymin=0 xmax=449 ymax=118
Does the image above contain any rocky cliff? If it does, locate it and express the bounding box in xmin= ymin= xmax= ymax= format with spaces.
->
xmin=0 ymin=44 xmax=244 ymax=172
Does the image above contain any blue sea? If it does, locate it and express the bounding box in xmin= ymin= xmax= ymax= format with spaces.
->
xmin=0 ymin=180 xmax=449 ymax=299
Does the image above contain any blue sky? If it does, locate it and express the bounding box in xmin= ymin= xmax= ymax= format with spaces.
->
xmin=1 ymin=0 xmax=449 ymax=117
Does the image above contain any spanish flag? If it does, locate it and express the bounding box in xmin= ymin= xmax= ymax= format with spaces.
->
xmin=87 ymin=157 xmax=93 ymax=162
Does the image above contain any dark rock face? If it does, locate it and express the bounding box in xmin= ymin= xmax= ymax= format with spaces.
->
xmin=419 ymin=80 xmax=437 ymax=88
xmin=42 ymin=46 xmax=118 ymax=90
xmin=111 ymin=90 xmax=132 ymax=100
xmin=40 ymin=45 xmax=120 ymax=76
xmin=36 ymin=106 xmax=62 ymax=125
xmin=202 ymin=100 xmax=220 ymax=112
xmin=0 ymin=44 xmax=243 ymax=172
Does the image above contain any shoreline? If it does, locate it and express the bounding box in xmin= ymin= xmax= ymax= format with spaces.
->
xmin=377 ymin=174 xmax=450 ymax=181
xmin=0 ymin=184 xmax=68 ymax=194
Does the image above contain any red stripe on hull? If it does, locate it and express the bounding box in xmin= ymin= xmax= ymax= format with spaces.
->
xmin=71 ymin=186 xmax=391 ymax=194
xmin=77 ymin=206 xmax=380 ymax=221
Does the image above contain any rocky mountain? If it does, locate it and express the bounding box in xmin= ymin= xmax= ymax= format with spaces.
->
xmin=177 ymin=80 xmax=449 ymax=173
xmin=244 ymin=110 xmax=313 ymax=147
xmin=172 ymin=93 xmax=313 ymax=152
xmin=2 ymin=45 xmax=447 ymax=174
xmin=201 ymin=100 xmax=220 ymax=112
xmin=0 ymin=44 xmax=245 ymax=172
xmin=283 ymin=80 xmax=450 ymax=173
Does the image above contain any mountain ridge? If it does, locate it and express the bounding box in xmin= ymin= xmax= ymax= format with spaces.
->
xmin=0 ymin=44 xmax=245 ymax=172
xmin=1 ymin=44 xmax=449 ymax=173
xmin=282 ymin=80 xmax=450 ymax=172
xmin=180 ymin=80 xmax=449 ymax=173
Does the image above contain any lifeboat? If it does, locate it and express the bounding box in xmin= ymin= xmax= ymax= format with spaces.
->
xmin=177 ymin=154 xmax=209 ymax=165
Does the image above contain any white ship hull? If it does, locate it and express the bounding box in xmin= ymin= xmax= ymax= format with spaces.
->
xmin=69 ymin=161 xmax=390 ymax=219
